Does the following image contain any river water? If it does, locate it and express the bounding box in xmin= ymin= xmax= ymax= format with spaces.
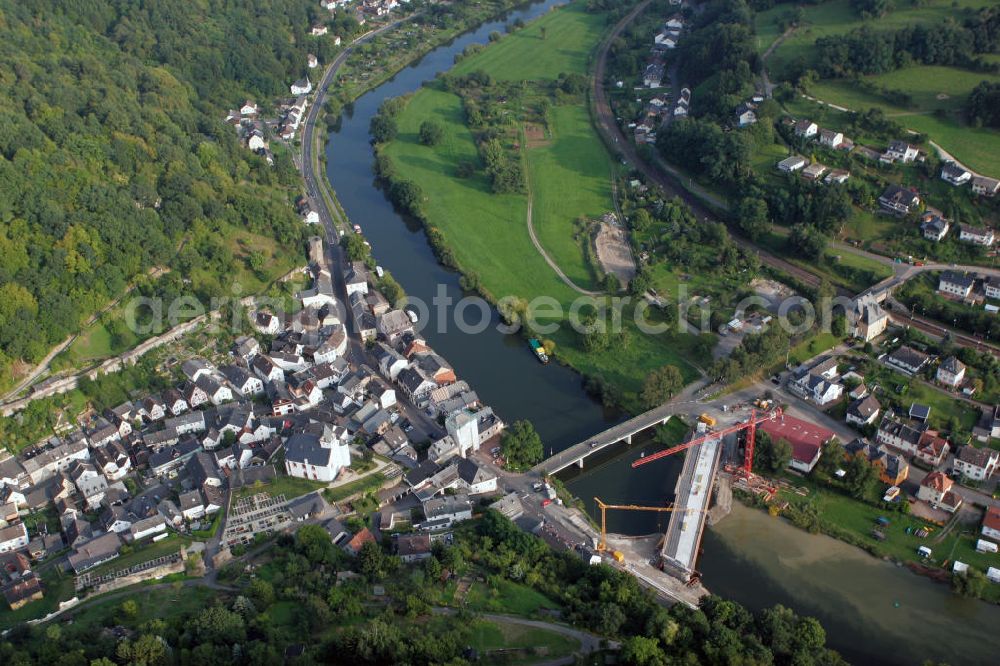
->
xmin=322 ymin=2 xmax=1000 ymax=663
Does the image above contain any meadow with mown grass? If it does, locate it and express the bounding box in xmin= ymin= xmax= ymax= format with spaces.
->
xmin=382 ymin=2 xmax=711 ymax=404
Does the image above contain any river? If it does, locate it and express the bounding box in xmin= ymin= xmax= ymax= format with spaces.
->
xmin=321 ymin=2 xmax=1000 ymax=663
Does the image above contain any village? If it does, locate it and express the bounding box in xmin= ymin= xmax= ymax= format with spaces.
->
xmin=0 ymin=232 xmax=509 ymax=615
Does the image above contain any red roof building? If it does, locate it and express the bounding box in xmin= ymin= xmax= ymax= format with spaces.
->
xmin=759 ymin=415 xmax=834 ymax=473
xmin=345 ymin=527 xmax=376 ymax=556
xmin=983 ymin=507 xmax=1000 ymax=540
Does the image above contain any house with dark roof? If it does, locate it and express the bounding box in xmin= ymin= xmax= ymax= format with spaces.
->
xmin=284 ymin=425 xmax=351 ymax=482
xmin=67 ymin=532 xmax=121 ymax=573
xmin=395 ymin=533 xmax=432 ymax=563
xmin=876 ymin=414 xmax=926 ymax=454
xmin=884 ymin=345 xmax=929 ymax=376
xmin=846 ymin=394 xmax=881 ymax=427
xmin=958 ymin=224 xmax=995 ymax=247
xmin=955 ymin=445 xmax=999 ymax=481
xmin=938 ymin=271 xmax=975 ymax=299
xmin=878 ymin=184 xmax=920 ymax=216
xmin=920 ymin=213 xmax=950 ymax=241
xmin=940 ymin=161 xmax=971 ymax=186
xmin=937 ymin=356 xmax=967 ymax=387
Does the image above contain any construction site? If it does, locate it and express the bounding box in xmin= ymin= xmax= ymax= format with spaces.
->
xmin=544 ymin=409 xmax=784 ymax=608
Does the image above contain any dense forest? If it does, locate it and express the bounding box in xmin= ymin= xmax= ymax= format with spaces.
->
xmin=0 ymin=0 xmax=350 ymax=384
xmin=0 ymin=511 xmax=847 ymax=665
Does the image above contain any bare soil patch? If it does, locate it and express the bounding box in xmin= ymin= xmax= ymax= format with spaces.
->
xmin=523 ymin=123 xmax=549 ymax=148
xmin=594 ymin=221 xmax=636 ymax=287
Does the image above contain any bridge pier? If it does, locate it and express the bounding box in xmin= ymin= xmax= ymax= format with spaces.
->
xmin=576 ymin=458 xmax=584 ymax=469
xmin=661 ymin=416 xmax=670 ymax=425
xmin=625 ymin=434 xmax=632 ymax=444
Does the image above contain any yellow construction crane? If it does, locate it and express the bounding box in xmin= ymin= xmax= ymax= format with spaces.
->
xmin=594 ymin=497 xmax=691 ymax=553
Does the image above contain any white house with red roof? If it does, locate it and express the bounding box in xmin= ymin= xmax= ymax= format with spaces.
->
xmin=759 ymin=415 xmax=832 ymax=474
xmin=917 ymin=472 xmax=963 ymax=513
xmin=982 ymin=507 xmax=1000 ymax=541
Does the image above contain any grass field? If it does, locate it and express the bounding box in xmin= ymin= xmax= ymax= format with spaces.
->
xmin=526 ymin=104 xmax=614 ymax=291
xmin=236 ymin=471 xmax=327 ymax=501
xmin=463 ymin=578 xmax=559 ymax=615
xmin=385 ymin=2 xmax=708 ymax=400
xmin=452 ymin=3 xmax=609 ymax=81
xmin=757 ymin=0 xmax=997 ymax=77
xmin=467 ymin=619 xmax=579 ymax=662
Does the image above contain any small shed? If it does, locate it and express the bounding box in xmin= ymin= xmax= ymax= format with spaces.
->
xmin=976 ymin=539 xmax=998 ymax=553
xmin=917 ymin=545 xmax=932 ymax=558
xmin=987 ymin=567 xmax=1000 ymax=583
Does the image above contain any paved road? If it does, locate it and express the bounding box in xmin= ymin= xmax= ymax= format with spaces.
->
xmin=590 ymin=0 xmax=824 ymax=292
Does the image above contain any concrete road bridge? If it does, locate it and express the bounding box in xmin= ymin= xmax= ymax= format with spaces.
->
xmin=532 ymin=400 xmax=705 ymax=476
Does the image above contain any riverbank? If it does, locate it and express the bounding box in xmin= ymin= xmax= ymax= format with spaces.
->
xmin=734 ymin=477 xmax=1000 ymax=604
xmin=376 ymin=0 xmax=712 ymax=410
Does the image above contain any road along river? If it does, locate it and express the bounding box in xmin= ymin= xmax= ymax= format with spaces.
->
xmin=321 ymin=1 xmax=1000 ymax=663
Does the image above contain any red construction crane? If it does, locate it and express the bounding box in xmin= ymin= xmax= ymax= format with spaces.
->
xmin=631 ymin=408 xmax=784 ymax=479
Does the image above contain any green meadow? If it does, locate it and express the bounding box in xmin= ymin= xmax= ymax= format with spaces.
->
xmin=384 ymin=3 xmax=709 ymax=401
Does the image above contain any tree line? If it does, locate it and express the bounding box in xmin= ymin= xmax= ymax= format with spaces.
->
xmin=814 ymin=8 xmax=1000 ymax=78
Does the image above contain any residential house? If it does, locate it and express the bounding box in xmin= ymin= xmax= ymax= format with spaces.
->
xmin=955 ymin=445 xmax=1000 ymax=481
xmin=67 ymin=532 xmax=121 ymax=573
xmin=818 ymin=128 xmax=844 ymax=149
xmin=181 ymin=358 xmax=214 ymax=383
xmin=292 ymin=75 xmax=314 ymax=95
xmin=252 ymin=355 xmax=285 ymax=384
xmin=851 ymin=295 xmax=888 ymax=342
xmin=844 ymin=439 xmax=909 ymax=485
xmin=941 ymin=162 xmax=972 ymax=186
xmin=915 ymin=430 xmax=950 ymax=467
xmin=162 ymin=389 xmax=189 ymax=416
xmin=456 ymin=459 xmax=498 ymax=495
xmin=876 ymin=415 xmax=926 ymax=454
xmin=284 ymin=424 xmax=351 ymax=482
xmin=793 ymin=120 xmax=818 ymax=138
xmin=232 ymin=335 xmax=260 ymax=362
xmin=0 ymin=523 xmax=28 ymax=554
xmin=253 ymin=311 xmax=281 ymax=335
xmin=187 ymin=452 xmax=223 ymax=488
xmin=21 ymin=437 xmax=90 ymax=484
xmin=129 ymin=515 xmax=166 ymax=541
xmin=420 ymin=494 xmax=472 ymax=530
xmin=824 ymin=169 xmax=850 ymax=185
xmin=846 ymin=394 xmax=881 ymax=427
xmin=69 ymin=461 xmax=107 ymax=510
xmin=883 ymin=140 xmax=919 ymax=163
xmin=801 ymin=163 xmax=827 ymax=181
xmin=958 ymin=224 xmax=995 ymax=247
xmin=920 ymin=213 xmax=950 ymax=241
xmin=140 ymin=395 xmax=167 ymax=422
xmin=985 ymin=276 xmax=1000 ymax=300
xmin=183 ymin=381 xmax=208 ymax=409
xmin=878 ymin=185 xmax=920 ymax=216
xmin=643 ymin=63 xmax=665 ymax=88
xmin=397 ymin=367 xmax=437 ymax=405
xmin=165 ymin=411 xmax=206 ymax=436
xmin=938 ymin=271 xmax=975 ymax=299
xmin=396 ymin=533 xmax=432 ymax=563
xmin=179 ymin=490 xmax=206 ymax=521
xmin=937 ymin=356 xmax=967 ymax=387
xmin=971 ymin=175 xmax=1000 ymax=197
xmin=789 ymin=357 xmax=843 ymax=406
xmin=777 ymin=156 xmax=807 ymax=173
xmin=377 ymin=309 xmax=413 ymax=343
xmin=735 ymin=103 xmax=756 ymax=127
xmin=91 ymin=440 xmax=131 ymax=482
xmin=982 ymin=507 xmax=1000 ymax=541
xmin=344 ymin=262 xmax=369 ymax=297
xmin=885 ymin=345 xmax=929 ymax=376
xmin=221 ymin=365 xmax=264 ymax=397
xmin=917 ymin=472 xmax=962 ymax=513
